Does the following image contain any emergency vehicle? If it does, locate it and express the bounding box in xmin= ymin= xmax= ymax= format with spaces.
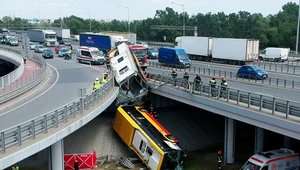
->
xmin=241 ymin=148 xmax=300 ymax=170
xmin=76 ymin=46 xmax=105 ymax=65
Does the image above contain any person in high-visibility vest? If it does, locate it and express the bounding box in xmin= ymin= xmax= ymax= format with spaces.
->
xmin=210 ymin=76 xmax=217 ymax=97
xmin=102 ymin=75 xmax=108 ymax=83
xmin=93 ymin=78 xmax=101 ymax=90
xmin=12 ymin=165 xmax=19 ymax=170
xmin=220 ymin=77 xmax=228 ymax=98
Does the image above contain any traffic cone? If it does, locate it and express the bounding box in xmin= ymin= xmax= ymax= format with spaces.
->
xmin=89 ymin=62 xmax=92 ymax=68
xmin=101 ymin=66 xmax=105 ymax=73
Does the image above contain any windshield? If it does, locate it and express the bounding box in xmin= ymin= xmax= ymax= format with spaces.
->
xmin=149 ymin=48 xmax=158 ymax=53
xmin=45 ymin=34 xmax=56 ymax=39
xmin=91 ymin=51 xmax=103 ymax=56
xmin=177 ymin=54 xmax=189 ymax=60
xmin=241 ymin=161 xmax=261 ymax=170
xmin=43 ymin=50 xmax=52 ymax=54
xmin=11 ymin=38 xmax=17 ymax=42
xmin=60 ymin=48 xmax=68 ymax=52
xmin=133 ymin=50 xmax=147 ymax=56
xmin=252 ymin=66 xmax=263 ymax=72
xmin=38 ymin=45 xmax=45 ymax=48
xmin=161 ymin=150 xmax=185 ymax=170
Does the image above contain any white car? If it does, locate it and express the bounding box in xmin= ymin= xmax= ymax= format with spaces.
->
xmin=29 ymin=42 xmax=38 ymax=50
xmin=135 ymin=42 xmax=148 ymax=48
xmin=34 ymin=45 xmax=47 ymax=53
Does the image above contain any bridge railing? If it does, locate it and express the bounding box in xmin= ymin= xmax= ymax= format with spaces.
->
xmin=252 ymin=61 xmax=300 ymax=74
xmin=147 ymin=73 xmax=300 ymax=119
xmin=147 ymin=61 xmax=300 ymax=89
xmin=0 ymin=47 xmax=24 ymax=89
xmin=0 ymin=48 xmax=47 ymax=103
xmin=0 ymin=78 xmax=114 ymax=154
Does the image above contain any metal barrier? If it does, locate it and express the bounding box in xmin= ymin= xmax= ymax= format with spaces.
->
xmin=0 ymin=48 xmax=47 ymax=103
xmin=147 ymin=61 xmax=300 ymax=89
xmin=147 ymin=73 xmax=300 ymax=119
xmin=253 ymin=61 xmax=300 ymax=74
xmin=136 ymin=41 xmax=174 ymax=47
xmin=0 ymin=47 xmax=24 ymax=89
xmin=0 ymin=78 xmax=114 ymax=154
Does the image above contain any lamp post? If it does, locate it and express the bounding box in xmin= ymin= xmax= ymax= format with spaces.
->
xmin=296 ymin=0 xmax=300 ymax=54
xmin=82 ymin=7 xmax=91 ymax=32
xmin=35 ymin=10 xmax=40 ymax=24
xmin=118 ymin=5 xmax=130 ymax=33
xmin=53 ymin=8 xmax=63 ymax=28
xmin=171 ymin=1 xmax=185 ymax=36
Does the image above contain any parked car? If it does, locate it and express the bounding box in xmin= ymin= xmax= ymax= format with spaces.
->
xmin=58 ymin=39 xmax=71 ymax=46
xmin=147 ymin=47 xmax=159 ymax=59
xmin=29 ymin=42 xmax=38 ymax=50
xmin=42 ymin=49 xmax=54 ymax=59
xmin=58 ymin=48 xmax=69 ymax=57
xmin=237 ymin=65 xmax=268 ymax=80
xmin=9 ymin=38 xmax=18 ymax=46
xmin=55 ymin=45 xmax=66 ymax=54
xmin=135 ymin=42 xmax=148 ymax=48
xmin=34 ymin=45 xmax=47 ymax=53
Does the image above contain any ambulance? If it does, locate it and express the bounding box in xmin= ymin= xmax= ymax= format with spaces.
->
xmin=240 ymin=148 xmax=300 ymax=170
xmin=76 ymin=46 xmax=105 ymax=65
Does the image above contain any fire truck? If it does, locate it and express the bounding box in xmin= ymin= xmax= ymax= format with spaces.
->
xmin=129 ymin=45 xmax=148 ymax=71
xmin=240 ymin=148 xmax=300 ymax=170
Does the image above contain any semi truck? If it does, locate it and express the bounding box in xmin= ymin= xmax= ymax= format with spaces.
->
xmin=79 ymin=33 xmax=128 ymax=51
xmin=27 ymin=29 xmax=57 ymax=47
xmin=175 ymin=36 xmax=259 ymax=65
xmin=52 ymin=28 xmax=71 ymax=41
xmin=101 ymin=31 xmax=137 ymax=44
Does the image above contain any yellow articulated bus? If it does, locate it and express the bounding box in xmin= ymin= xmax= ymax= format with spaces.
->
xmin=113 ymin=106 xmax=186 ymax=170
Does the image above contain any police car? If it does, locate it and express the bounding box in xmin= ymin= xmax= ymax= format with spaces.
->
xmin=76 ymin=46 xmax=105 ymax=65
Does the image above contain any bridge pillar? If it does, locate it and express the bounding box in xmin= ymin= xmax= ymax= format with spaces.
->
xmin=283 ymin=136 xmax=291 ymax=148
xmin=224 ymin=117 xmax=235 ymax=164
xmin=50 ymin=139 xmax=64 ymax=170
xmin=254 ymin=127 xmax=264 ymax=153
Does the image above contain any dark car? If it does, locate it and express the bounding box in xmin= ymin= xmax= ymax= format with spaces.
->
xmin=42 ymin=49 xmax=54 ymax=59
xmin=237 ymin=65 xmax=268 ymax=80
xmin=58 ymin=39 xmax=71 ymax=46
xmin=147 ymin=47 xmax=159 ymax=59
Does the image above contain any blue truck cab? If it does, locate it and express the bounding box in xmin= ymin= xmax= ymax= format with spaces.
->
xmin=158 ymin=47 xmax=191 ymax=68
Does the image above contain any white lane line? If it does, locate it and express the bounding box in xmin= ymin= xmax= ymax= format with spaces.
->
xmin=0 ymin=64 xmax=59 ymax=116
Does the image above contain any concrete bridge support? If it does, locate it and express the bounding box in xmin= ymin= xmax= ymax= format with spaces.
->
xmin=254 ymin=127 xmax=264 ymax=153
xmin=50 ymin=139 xmax=64 ymax=170
xmin=284 ymin=136 xmax=291 ymax=149
xmin=224 ymin=117 xmax=235 ymax=164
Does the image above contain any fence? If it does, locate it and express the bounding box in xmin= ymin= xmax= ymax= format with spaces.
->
xmin=0 ymin=48 xmax=47 ymax=103
xmin=147 ymin=61 xmax=300 ymax=89
xmin=147 ymin=73 xmax=300 ymax=120
xmin=0 ymin=78 xmax=114 ymax=154
xmin=0 ymin=47 xmax=24 ymax=89
xmin=252 ymin=61 xmax=300 ymax=74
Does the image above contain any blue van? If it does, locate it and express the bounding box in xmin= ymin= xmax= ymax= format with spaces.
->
xmin=158 ymin=47 xmax=191 ymax=68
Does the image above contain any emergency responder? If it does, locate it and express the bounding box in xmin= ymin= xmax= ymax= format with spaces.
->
xmin=152 ymin=111 xmax=158 ymax=120
xmin=183 ymin=71 xmax=189 ymax=81
xmin=68 ymin=48 xmax=72 ymax=58
xmin=23 ymin=56 xmax=27 ymax=64
xmin=220 ymin=77 xmax=228 ymax=98
xmin=218 ymin=149 xmax=223 ymax=170
xmin=194 ymin=73 xmax=202 ymax=91
xmin=102 ymin=74 xmax=108 ymax=84
xmin=12 ymin=165 xmax=19 ymax=170
xmin=93 ymin=78 xmax=101 ymax=90
xmin=210 ymin=76 xmax=217 ymax=97
xmin=106 ymin=57 xmax=111 ymax=70
xmin=171 ymin=69 xmax=177 ymax=78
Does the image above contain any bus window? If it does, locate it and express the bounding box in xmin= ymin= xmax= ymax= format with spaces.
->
xmin=139 ymin=140 xmax=146 ymax=153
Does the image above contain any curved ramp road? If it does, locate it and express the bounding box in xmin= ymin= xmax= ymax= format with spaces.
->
xmin=0 ymin=59 xmax=102 ymax=130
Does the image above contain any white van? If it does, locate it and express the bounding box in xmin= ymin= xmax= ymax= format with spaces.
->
xmin=259 ymin=47 xmax=290 ymax=62
xmin=240 ymin=148 xmax=300 ymax=170
xmin=76 ymin=46 xmax=105 ymax=65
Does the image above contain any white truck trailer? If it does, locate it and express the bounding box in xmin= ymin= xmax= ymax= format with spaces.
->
xmin=52 ymin=28 xmax=71 ymax=41
xmin=27 ymin=29 xmax=57 ymax=47
xmin=101 ymin=31 xmax=137 ymax=44
xmin=174 ymin=36 xmax=213 ymax=61
xmin=212 ymin=38 xmax=259 ymax=65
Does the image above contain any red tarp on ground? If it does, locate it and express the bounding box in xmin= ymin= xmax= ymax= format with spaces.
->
xmin=64 ymin=150 xmax=97 ymax=169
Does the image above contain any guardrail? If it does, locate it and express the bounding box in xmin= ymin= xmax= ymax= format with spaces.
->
xmin=147 ymin=73 xmax=300 ymax=119
xmin=136 ymin=41 xmax=174 ymax=47
xmin=252 ymin=61 xmax=300 ymax=74
xmin=0 ymin=78 xmax=114 ymax=154
xmin=0 ymin=47 xmax=24 ymax=89
xmin=147 ymin=61 xmax=300 ymax=89
xmin=0 ymin=48 xmax=47 ymax=103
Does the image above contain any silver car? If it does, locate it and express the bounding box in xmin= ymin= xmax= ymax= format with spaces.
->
xmin=29 ymin=42 xmax=38 ymax=50
xmin=34 ymin=45 xmax=47 ymax=53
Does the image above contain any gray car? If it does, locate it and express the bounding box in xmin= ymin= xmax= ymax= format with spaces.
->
xmin=34 ymin=45 xmax=47 ymax=53
xmin=9 ymin=38 xmax=18 ymax=46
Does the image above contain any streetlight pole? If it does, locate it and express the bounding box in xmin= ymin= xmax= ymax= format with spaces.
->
xmin=118 ymin=5 xmax=130 ymax=33
xmin=59 ymin=9 xmax=63 ymax=29
xmin=82 ymin=7 xmax=91 ymax=32
xmin=171 ymin=1 xmax=185 ymax=36
xmin=296 ymin=0 xmax=300 ymax=54
xmin=36 ymin=10 xmax=40 ymax=23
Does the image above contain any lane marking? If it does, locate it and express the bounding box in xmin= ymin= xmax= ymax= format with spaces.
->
xmin=0 ymin=64 xmax=59 ymax=116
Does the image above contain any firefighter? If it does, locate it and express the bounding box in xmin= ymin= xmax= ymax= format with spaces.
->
xmin=218 ymin=149 xmax=223 ymax=170
xmin=194 ymin=73 xmax=202 ymax=91
xmin=23 ymin=56 xmax=27 ymax=64
xmin=183 ymin=71 xmax=189 ymax=81
xmin=93 ymin=78 xmax=101 ymax=90
xmin=220 ymin=77 xmax=228 ymax=98
xmin=210 ymin=76 xmax=217 ymax=97
xmin=171 ymin=69 xmax=177 ymax=79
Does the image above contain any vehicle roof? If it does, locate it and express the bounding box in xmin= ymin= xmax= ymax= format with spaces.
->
xmin=250 ymin=148 xmax=298 ymax=165
xmin=129 ymin=45 xmax=146 ymax=50
xmin=77 ymin=46 xmax=99 ymax=51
